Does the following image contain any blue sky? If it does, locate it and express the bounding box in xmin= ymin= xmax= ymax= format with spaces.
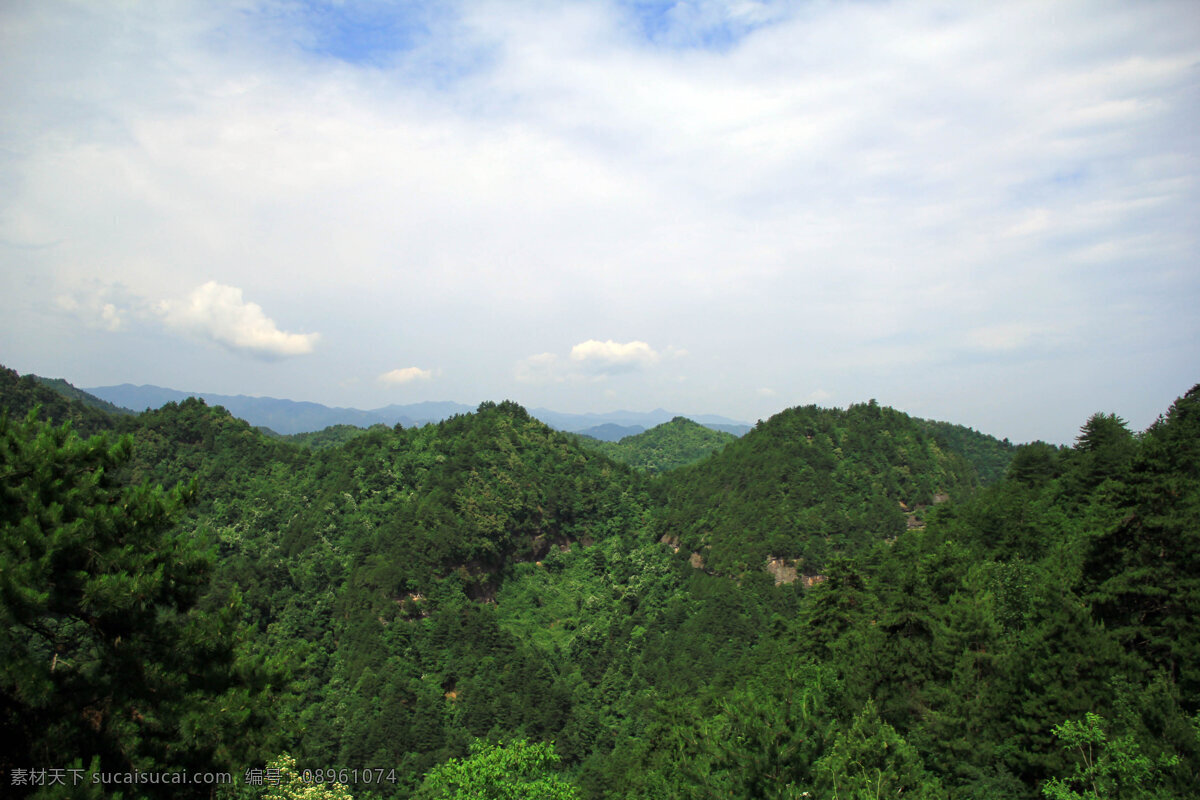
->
xmin=272 ymin=1 xmax=439 ymax=64
xmin=1 ymin=0 xmax=1198 ymax=443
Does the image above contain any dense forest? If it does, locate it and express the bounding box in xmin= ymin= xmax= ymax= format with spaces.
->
xmin=1 ymin=363 xmax=1197 ymax=799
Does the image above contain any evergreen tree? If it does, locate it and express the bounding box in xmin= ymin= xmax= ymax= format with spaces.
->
xmin=1082 ymin=386 xmax=1200 ymax=705
xmin=0 ymin=411 xmax=267 ymax=795
xmin=813 ymin=699 xmax=943 ymax=799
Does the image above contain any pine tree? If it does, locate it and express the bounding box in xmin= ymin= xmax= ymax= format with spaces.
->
xmin=0 ymin=410 xmax=267 ymax=795
xmin=1082 ymin=386 xmax=1200 ymax=706
xmin=814 ymin=699 xmax=943 ymax=799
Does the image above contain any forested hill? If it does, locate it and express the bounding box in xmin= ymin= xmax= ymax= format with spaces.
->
xmin=31 ymin=375 xmax=134 ymax=418
xmin=2 ymin=366 xmax=1198 ymax=800
xmin=573 ymin=416 xmax=736 ymax=473
xmin=0 ymin=365 xmax=137 ymax=437
xmin=656 ymin=400 xmax=983 ymax=574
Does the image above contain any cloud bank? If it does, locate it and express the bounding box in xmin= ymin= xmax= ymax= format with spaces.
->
xmin=570 ymin=339 xmax=662 ymax=373
xmin=517 ymin=339 xmax=675 ymax=384
xmin=157 ymin=282 xmax=319 ymax=359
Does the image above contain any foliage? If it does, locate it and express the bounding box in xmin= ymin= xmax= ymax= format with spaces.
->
xmin=0 ymin=410 xmax=269 ymax=796
xmin=415 ymin=739 xmax=578 ymax=800
xmin=1042 ymin=712 xmax=1180 ymax=800
xmin=261 ymin=754 xmax=355 ymax=800
xmin=1081 ymin=387 xmax=1200 ymax=703
xmin=814 ymin=700 xmax=942 ymax=799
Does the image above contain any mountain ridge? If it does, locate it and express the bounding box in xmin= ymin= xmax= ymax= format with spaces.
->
xmin=85 ymin=382 xmax=754 ymax=436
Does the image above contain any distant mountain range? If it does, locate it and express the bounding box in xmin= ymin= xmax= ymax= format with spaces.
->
xmin=84 ymin=383 xmax=753 ymax=437
xmin=572 ymin=423 xmax=647 ymax=442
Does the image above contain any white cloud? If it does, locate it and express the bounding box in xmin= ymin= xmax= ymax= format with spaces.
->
xmin=54 ymin=287 xmax=127 ymax=332
xmin=157 ymin=282 xmax=318 ymax=358
xmin=379 ymin=366 xmax=433 ymax=384
xmin=518 ymin=340 xmax=668 ymax=384
xmin=570 ymin=339 xmax=661 ymax=373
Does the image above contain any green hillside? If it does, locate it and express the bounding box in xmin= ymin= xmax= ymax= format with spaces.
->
xmin=2 ymin=365 xmax=1197 ymax=800
xmin=281 ymin=423 xmax=383 ymax=449
xmin=32 ymin=375 xmax=135 ymax=418
xmin=0 ymin=366 xmax=136 ymax=437
xmin=656 ymin=400 xmax=978 ymax=574
xmin=574 ymin=416 xmax=735 ymax=473
xmin=916 ymin=417 xmax=1018 ymax=485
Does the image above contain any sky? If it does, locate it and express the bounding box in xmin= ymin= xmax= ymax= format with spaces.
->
xmin=1 ymin=0 xmax=1197 ymax=444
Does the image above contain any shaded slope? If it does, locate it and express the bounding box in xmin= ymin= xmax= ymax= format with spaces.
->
xmin=917 ymin=418 xmax=1017 ymax=484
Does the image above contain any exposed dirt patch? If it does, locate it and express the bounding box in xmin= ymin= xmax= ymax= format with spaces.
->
xmin=766 ymin=556 xmax=798 ymax=585
xmin=801 ymin=574 xmax=826 ymax=589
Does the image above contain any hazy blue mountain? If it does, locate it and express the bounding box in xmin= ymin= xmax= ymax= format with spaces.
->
xmin=86 ymin=384 xmax=755 ymax=437
xmin=88 ymin=384 xmax=195 ymax=412
xmin=575 ymin=423 xmax=646 ymax=442
xmin=87 ymin=384 xmax=475 ymax=434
